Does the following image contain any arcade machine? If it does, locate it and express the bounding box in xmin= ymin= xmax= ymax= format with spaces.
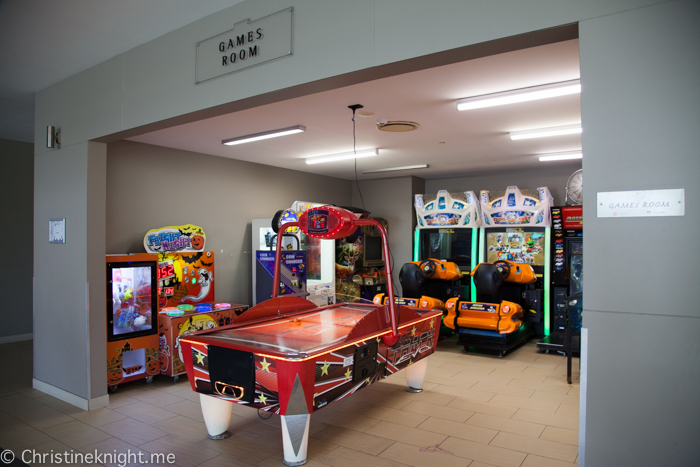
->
xmin=106 ymin=253 xmax=160 ymax=391
xmin=252 ymin=201 xmax=336 ymax=307
xmin=537 ymin=206 xmax=583 ymax=353
xmin=143 ymin=224 xmax=248 ymax=381
xmin=335 ymin=213 xmax=388 ymax=302
xmin=179 ymin=205 xmax=442 ymax=466
xmin=413 ymin=190 xmax=482 ymax=300
xmin=448 ymin=186 xmax=553 ymax=355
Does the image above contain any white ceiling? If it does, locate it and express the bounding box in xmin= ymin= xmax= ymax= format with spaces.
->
xmin=1 ymin=0 xmax=582 ymax=181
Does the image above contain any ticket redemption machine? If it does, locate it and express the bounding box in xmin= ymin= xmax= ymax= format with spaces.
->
xmin=537 ymin=206 xmax=583 ymax=353
xmin=448 ymin=186 xmax=552 ymax=355
xmin=413 ymin=190 xmax=482 ymax=300
xmin=106 ymin=254 xmax=160 ymax=391
xmin=252 ymin=201 xmax=336 ymax=307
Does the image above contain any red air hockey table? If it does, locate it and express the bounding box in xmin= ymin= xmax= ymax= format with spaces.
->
xmin=181 ymin=206 xmax=442 ymax=466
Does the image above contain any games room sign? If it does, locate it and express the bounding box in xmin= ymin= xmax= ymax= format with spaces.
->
xmin=597 ymin=189 xmax=685 ymax=218
xmin=195 ymin=7 xmax=293 ymax=83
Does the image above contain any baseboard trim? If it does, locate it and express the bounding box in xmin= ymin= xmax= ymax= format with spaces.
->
xmin=0 ymin=333 xmax=33 ymax=344
xmin=32 ymin=378 xmax=109 ymax=411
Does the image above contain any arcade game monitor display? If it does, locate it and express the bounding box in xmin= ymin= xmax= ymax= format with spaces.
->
xmin=484 ymin=227 xmax=547 ymax=288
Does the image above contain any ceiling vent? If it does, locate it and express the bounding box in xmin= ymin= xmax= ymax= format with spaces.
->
xmin=376 ymin=120 xmax=420 ymax=132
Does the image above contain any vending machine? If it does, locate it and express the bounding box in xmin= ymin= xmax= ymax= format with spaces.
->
xmin=106 ymin=253 xmax=160 ymax=391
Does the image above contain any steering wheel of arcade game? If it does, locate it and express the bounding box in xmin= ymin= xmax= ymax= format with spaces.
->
xmin=419 ymin=259 xmax=439 ymax=278
xmin=492 ymin=260 xmax=511 ymax=279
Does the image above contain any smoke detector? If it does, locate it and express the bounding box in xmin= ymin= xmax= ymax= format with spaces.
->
xmin=376 ymin=120 xmax=420 ymax=132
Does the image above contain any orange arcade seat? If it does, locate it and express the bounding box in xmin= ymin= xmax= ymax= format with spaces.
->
xmin=444 ymin=260 xmax=538 ymax=357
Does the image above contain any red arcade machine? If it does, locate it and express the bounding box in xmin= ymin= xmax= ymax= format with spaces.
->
xmin=180 ymin=206 xmax=442 ymax=466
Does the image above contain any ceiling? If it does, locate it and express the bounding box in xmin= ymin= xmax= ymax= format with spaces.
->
xmin=1 ymin=0 xmax=582 ymax=181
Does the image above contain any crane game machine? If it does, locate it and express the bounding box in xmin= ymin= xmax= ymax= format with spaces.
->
xmin=106 ymin=253 xmax=160 ymax=391
xmin=480 ymin=186 xmax=553 ymax=336
xmin=413 ymin=190 xmax=482 ymax=300
xmin=252 ymin=201 xmax=336 ymax=307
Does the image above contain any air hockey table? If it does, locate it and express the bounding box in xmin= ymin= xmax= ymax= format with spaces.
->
xmin=180 ymin=206 xmax=442 ymax=466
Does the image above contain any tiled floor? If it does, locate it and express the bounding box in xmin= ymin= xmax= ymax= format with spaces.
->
xmin=0 ymin=337 xmax=580 ymax=467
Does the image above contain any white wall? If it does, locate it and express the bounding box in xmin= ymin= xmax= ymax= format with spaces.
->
xmin=579 ymin=1 xmax=700 ymax=465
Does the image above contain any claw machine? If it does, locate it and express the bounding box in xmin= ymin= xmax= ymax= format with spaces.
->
xmin=106 ymin=253 xmax=160 ymax=391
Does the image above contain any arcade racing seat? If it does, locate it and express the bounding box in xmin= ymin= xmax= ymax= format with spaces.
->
xmin=444 ymin=260 xmax=537 ymax=356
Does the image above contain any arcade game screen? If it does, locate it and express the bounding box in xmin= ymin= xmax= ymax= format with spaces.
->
xmin=420 ymin=229 xmax=473 ymax=262
xmin=108 ymin=263 xmax=156 ymax=340
xmin=486 ymin=229 xmax=545 ymax=266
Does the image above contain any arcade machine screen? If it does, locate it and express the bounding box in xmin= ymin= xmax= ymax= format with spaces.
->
xmin=419 ymin=229 xmax=473 ymax=266
xmin=485 ymin=227 xmax=547 ymax=291
xmin=107 ymin=261 xmax=158 ymax=341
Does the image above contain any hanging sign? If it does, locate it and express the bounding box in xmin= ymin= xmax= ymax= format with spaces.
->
xmin=195 ymin=7 xmax=293 ymax=84
xmin=597 ymin=189 xmax=684 ymax=218
xmin=144 ymin=224 xmax=206 ymax=253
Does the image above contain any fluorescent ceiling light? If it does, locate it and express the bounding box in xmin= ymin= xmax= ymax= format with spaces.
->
xmin=510 ymin=124 xmax=582 ymax=140
xmin=305 ymin=149 xmax=378 ymax=165
xmin=222 ymin=125 xmax=305 ymax=146
xmin=457 ymin=79 xmax=581 ymax=111
xmin=538 ymin=150 xmax=583 ymax=162
xmin=362 ymin=164 xmax=429 ymax=174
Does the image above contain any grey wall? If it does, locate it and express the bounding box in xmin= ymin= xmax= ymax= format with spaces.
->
xmin=34 ymin=142 xmax=106 ymax=400
xmin=351 ymin=176 xmax=424 ymax=294
xmin=107 ymin=140 xmax=353 ymax=305
xmin=580 ymin=1 xmax=700 ymax=465
xmin=425 ymin=164 xmax=581 ymax=207
xmin=0 ymin=138 xmax=33 ymax=341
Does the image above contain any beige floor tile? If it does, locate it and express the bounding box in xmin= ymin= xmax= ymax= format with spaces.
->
xmin=447 ymin=397 xmax=517 ymax=418
xmin=160 ymin=399 xmax=206 ymax=423
xmin=511 ymin=408 xmax=579 ymax=431
xmin=465 ymin=412 xmax=545 ymax=438
xmin=3 ymin=402 xmax=74 ymax=430
xmin=98 ymin=417 xmax=170 ymax=446
xmin=390 ymin=388 xmax=457 ymax=407
xmin=521 ymin=453 xmax=579 ymax=467
xmin=34 ymin=394 xmax=86 ymax=416
xmin=352 ymin=404 xmax=429 ymax=428
xmin=151 ymin=414 xmax=209 ymax=443
xmin=0 ymin=410 xmax=22 ymax=428
xmin=106 ymin=392 xmax=141 ymax=409
xmin=490 ymin=431 xmax=578 ymax=462
xmin=530 ymin=390 xmax=580 ymax=407
xmin=72 ymin=407 xmax=127 ymax=427
xmin=40 ymin=420 xmax=113 ymax=449
xmin=130 ymin=389 xmax=186 ymax=407
xmin=201 ymin=435 xmax=282 ymax=465
xmin=417 ymin=416 xmax=498 ymax=444
xmin=425 ymin=373 xmax=479 ymax=388
xmin=555 ymin=403 xmax=580 ymax=418
xmin=311 ymin=424 xmax=394 ymax=455
xmin=112 ymin=401 xmax=179 ymax=424
xmin=540 ymin=425 xmax=579 ymax=446
xmin=365 ymin=419 xmax=447 ymax=447
xmin=78 ymin=437 xmax=152 ymax=467
xmin=139 ymin=434 xmax=220 ymax=467
xmin=489 ymin=393 xmax=560 ymax=413
xmin=379 ymin=441 xmax=472 ymax=466
xmin=312 ymin=407 xmax=380 ymax=432
xmin=0 ymin=424 xmax=53 ymax=457
xmin=440 ymin=436 xmax=527 ymax=467
xmin=471 ymin=381 xmax=534 ymax=398
xmin=401 ymin=400 xmax=474 ymax=423
xmin=507 ymin=378 xmax=571 ymax=395
xmin=22 ymin=438 xmax=74 ymax=467
xmin=317 ymin=445 xmax=408 ymax=467
xmin=431 ymin=384 xmax=496 ymax=402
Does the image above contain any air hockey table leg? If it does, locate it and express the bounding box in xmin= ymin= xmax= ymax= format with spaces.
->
xmin=280 ymin=413 xmax=310 ymax=466
xmin=200 ymin=394 xmax=232 ymax=440
xmin=405 ymin=356 xmax=430 ymax=393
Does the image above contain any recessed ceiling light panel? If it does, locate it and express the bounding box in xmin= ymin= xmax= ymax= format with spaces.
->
xmin=457 ymin=79 xmax=580 ymax=111
xmin=538 ymin=150 xmax=583 ymax=161
xmin=222 ymin=125 xmax=305 ymax=146
xmin=305 ymin=149 xmax=378 ymax=165
xmin=510 ymin=124 xmax=581 ymax=140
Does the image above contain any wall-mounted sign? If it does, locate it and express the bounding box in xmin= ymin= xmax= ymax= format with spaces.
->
xmin=144 ymin=224 xmax=206 ymax=253
xmin=597 ymin=189 xmax=684 ymax=218
xmin=195 ymin=7 xmax=293 ymax=84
